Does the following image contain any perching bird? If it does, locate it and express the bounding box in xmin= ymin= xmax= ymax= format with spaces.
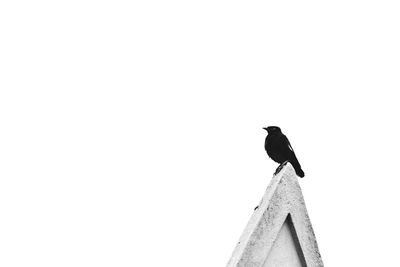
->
xmin=263 ymin=126 xmax=305 ymax=178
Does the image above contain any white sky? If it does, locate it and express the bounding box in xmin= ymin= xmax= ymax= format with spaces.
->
xmin=1 ymin=0 xmax=400 ymax=266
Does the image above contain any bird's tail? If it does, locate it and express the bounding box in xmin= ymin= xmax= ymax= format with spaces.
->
xmin=290 ymin=157 xmax=305 ymax=178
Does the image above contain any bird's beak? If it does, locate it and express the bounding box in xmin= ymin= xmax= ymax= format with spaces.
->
xmin=263 ymin=127 xmax=268 ymax=131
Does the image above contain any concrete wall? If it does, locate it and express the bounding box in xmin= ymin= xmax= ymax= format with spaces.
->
xmin=226 ymin=163 xmax=323 ymax=267
xmin=263 ymin=215 xmax=306 ymax=267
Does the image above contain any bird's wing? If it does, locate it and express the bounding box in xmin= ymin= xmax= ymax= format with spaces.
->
xmin=283 ymin=134 xmax=304 ymax=177
xmin=283 ymin=135 xmax=294 ymax=152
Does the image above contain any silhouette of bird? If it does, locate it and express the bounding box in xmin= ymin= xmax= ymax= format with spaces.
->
xmin=263 ymin=126 xmax=305 ymax=178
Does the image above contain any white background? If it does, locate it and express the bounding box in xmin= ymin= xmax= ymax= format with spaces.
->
xmin=1 ymin=0 xmax=400 ymax=266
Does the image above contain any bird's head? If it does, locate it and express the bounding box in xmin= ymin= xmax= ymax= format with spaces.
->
xmin=263 ymin=126 xmax=281 ymax=133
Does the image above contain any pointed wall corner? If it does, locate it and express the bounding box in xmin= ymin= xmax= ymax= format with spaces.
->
xmin=226 ymin=163 xmax=324 ymax=267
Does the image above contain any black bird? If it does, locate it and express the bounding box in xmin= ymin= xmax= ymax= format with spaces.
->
xmin=263 ymin=126 xmax=305 ymax=178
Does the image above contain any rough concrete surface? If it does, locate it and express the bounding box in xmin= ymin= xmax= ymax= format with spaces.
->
xmin=226 ymin=163 xmax=324 ymax=267
xmin=263 ymin=216 xmax=306 ymax=267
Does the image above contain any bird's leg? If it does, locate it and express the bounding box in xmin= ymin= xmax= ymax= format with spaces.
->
xmin=274 ymin=160 xmax=290 ymax=175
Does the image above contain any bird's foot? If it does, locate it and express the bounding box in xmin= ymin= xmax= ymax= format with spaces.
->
xmin=274 ymin=160 xmax=290 ymax=175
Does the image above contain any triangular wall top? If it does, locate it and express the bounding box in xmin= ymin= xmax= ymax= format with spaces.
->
xmin=227 ymin=163 xmax=324 ymax=267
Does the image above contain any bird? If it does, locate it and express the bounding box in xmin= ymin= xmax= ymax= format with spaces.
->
xmin=263 ymin=126 xmax=305 ymax=178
